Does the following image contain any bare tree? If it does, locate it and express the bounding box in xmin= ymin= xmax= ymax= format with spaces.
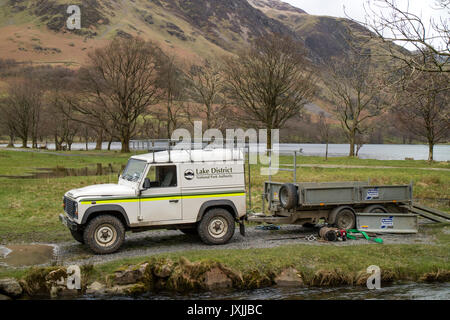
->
xmin=394 ymin=71 xmax=449 ymax=161
xmin=324 ymin=52 xmax=386 ymax=157
xmin=317 ymin=112 xmax=331 ymax=160
xmin=38 ymin=67 xmax=79 ymax=151
xmin=0 ymin=97 xmax=16 ymax=147
xmin=223 ymin=34 xmax=316 ymax=149
xmin=353 ymin=0 xmax=449 ymax=74
xmin=158 ymin=54 xmax=186 ymax=139
xmin=68 ymin=37 xmax=163 ymax=153
xmin=186 ymin=60 xmax=229 ymax=131
xmin=2 ymin=78 xmax=42 ymax=148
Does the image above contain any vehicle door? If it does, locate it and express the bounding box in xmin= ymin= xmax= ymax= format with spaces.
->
xmin=140 ymin=164 xmax=182 ymax=222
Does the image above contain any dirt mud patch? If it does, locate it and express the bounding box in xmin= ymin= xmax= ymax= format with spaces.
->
xmin=0 ymin=244 xmax=56 ymax=267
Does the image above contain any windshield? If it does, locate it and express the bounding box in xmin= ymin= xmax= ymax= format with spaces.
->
xmin=121 ymin=159 xmax=147 ymax=182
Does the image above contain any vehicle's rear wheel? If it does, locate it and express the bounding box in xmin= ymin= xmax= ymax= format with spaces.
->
xmin=363 ymin=205 xmax=388 ymax=213
xmin=179 ymin=228 xmax=198 ymax=236
xmin=334 ymin=209 xmax=356 ymax=229
xmin=70 ymin=229 xmax=85 ymax=244
xmin=84 ymin=215 xmax=125 ymax=254
xmin=198 ymin=208 xmax=235 ymax=245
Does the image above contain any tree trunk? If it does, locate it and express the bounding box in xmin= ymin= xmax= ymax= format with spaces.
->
xmin=121 ymin=127 xmax=131 ymax=153
xmin=267 ymin=127 xmax=272 ymax=154
xmin=7 ymin=134 xmax=14 ymax=148
xmin=95 ymin=129 xmax=103 ymax=150
xmin=121 ymin=137 xmax=130 ymax=153
xmin=21 ymin=137 xmax=27 ymax=148
xmin=54 ymin=135 xmax=59 ymax=151
xmin=85 ymin=131 xmax=89 ymax=151
xmin=32 ymin=137 xmax=38 ymax=149
xmin=54 ymin=134 xmax=62 ymax=151
xmin=428 ymin=141 xmax=434 ymax=162
xmin=325 ymin=142 xmax=328 ymax=160
xmin=107 ymin=138 xmax=113 ymax=151
xmin=349 ymin=132 xmax=355 ymax=157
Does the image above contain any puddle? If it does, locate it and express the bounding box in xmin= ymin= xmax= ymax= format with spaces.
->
xmin=0 ymin=244 xmax=56 ymax=267
xmin=0 ymin=163 xmax=124 ymax=179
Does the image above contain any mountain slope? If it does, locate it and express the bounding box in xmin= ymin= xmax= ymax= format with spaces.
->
xmin=248 ymin=0 xmax=386 ymax=63
xmin=1 ymin=0 xmax=397 ymax=66
xmin=0 ymin=0 xmax=304 ymax=65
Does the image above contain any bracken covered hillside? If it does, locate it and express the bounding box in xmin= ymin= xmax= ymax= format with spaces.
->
xmin=0 ymin=0 xmax=397 ymax=65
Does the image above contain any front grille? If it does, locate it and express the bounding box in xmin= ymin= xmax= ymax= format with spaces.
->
xmin=64 ymin=196 xmax=77 ymax=218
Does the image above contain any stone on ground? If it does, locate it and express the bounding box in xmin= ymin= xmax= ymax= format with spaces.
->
xmin=0 ymin=278 xmax=23 ymax=297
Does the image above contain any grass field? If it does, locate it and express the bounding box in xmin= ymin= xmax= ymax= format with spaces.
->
xmin=0 ymin=148 xmax=448 ymax=243
xmin=0 ymin=148 xmax=449 ymax=288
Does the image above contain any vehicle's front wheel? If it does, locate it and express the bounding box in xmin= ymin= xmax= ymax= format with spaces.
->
xmin=84 ymin=215 xmax=125 ymax=254
xmin=198 ymin=208 xmax=235 ymax=245
xmin=70 ymin=229 xmax=85 ymax=244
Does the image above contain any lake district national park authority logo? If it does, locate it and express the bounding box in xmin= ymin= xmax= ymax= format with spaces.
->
xmin=184 ymin=169 xmax=194 ymax=180
xmin=184 ymin=167 xmax=233 ymax=180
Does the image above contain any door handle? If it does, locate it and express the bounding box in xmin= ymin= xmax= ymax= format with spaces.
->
xmin=169 ymin=199 xmax=179 ymax=203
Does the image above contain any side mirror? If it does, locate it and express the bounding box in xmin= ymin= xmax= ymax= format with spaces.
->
xmin=143 ymin=178 xmax=151 ymax=189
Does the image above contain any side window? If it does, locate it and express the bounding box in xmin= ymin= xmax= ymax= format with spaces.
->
xmin=145 ymin=165 xmax=177 ymax=188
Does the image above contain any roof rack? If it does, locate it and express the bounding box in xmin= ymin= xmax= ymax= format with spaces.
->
xmin=130 ymin=138 xmax=248 ymax=163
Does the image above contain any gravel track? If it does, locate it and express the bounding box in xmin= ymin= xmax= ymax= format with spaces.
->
xmin=54 ymin=224 xmax=436 ymax=267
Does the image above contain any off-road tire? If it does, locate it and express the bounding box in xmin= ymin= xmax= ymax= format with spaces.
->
xmin=198 ymin=208 xmax=235 ymax=245
xmin=334 ymin=209 xmax=356 ymax=230
xmin=179 ymin=228 xmax=198 ymax=236
xmin=83 ymin=215 xmax=125 ymax=254
xmin=70 ymin=229 xmax=85 ymax=244
xmin=279 ymin=183 xmax=298 ymax=210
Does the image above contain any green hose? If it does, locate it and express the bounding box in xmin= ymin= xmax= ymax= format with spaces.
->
xmin=346 ymin=229 xmax=383 ymax=244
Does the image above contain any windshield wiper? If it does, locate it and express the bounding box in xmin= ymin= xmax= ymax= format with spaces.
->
xmin=122 ymin=173 xmax=132 ymax=181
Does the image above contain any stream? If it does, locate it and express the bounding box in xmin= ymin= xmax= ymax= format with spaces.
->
xmin=81 ymin=282 xmax=450 ymax=300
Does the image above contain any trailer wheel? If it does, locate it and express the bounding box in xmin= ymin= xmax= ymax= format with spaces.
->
xmin=334 ymin=209 xmax=356 ymax=229
xmin=279 ymin=183 xmax=298 ymax=210
xmin=363 ymin=205 xmax=388 ymax=213
xmin=198 ymin=208 xmax=235 ymax=245
xmin=84 ymin=215 xmax=125 ymax=254
xmin=70 ymin=229 xmax=85 ymax=244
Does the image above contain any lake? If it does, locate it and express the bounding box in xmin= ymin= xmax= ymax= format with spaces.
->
xmin=1 ymin=143 xmax=449 ymax=161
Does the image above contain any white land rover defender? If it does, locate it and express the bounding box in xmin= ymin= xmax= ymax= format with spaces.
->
xmin=59 ymin=149 xmax=246 ymax=254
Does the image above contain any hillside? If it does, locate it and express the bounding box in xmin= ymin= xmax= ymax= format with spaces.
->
xmin=0 ymin=0 xmax=299 ymax=65
xmin=0 ymin=0 xmax=406 ymax=124
xmin=0 ymin=0 xmax=396 ymax=66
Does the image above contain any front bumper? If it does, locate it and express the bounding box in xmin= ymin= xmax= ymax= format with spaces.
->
xmin=59 ymin=213 xmax=79 ymax=231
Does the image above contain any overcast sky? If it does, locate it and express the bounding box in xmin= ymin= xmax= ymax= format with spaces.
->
xmin=285 ymin=0 xmax=445 ymax=22
xmin=284 ymin=0 xmax=449 ymax=50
